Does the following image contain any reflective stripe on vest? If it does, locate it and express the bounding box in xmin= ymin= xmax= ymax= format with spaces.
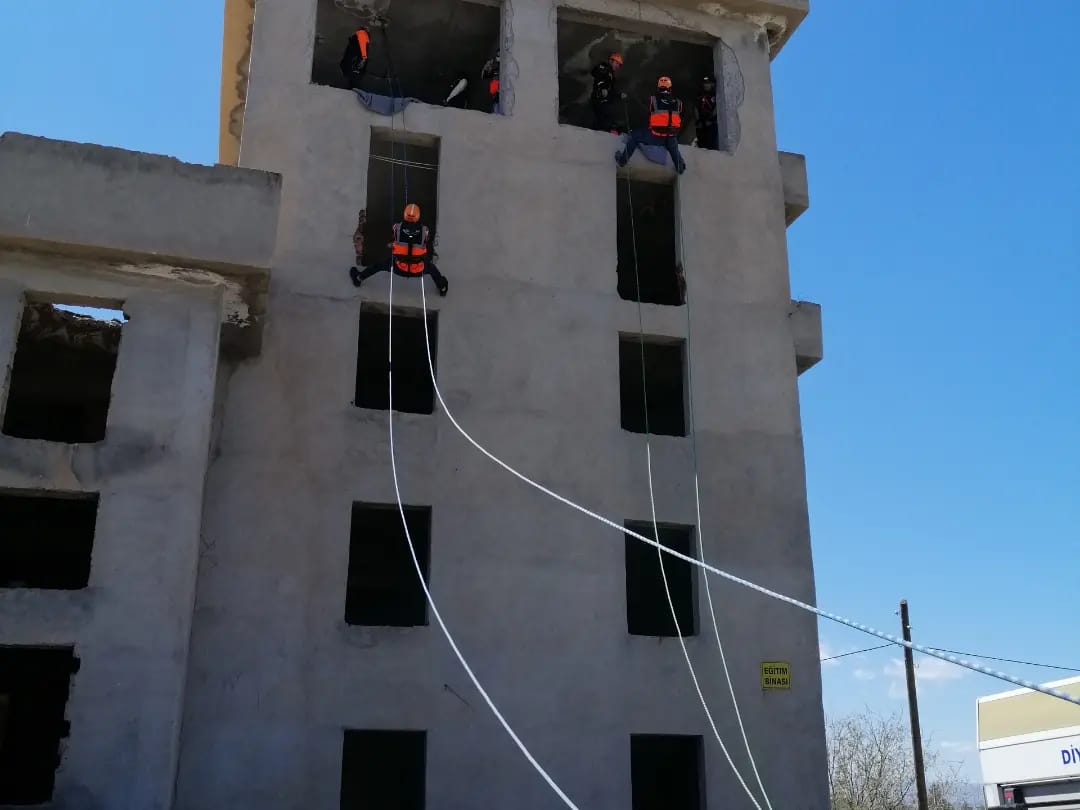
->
xmin=355 ymin=30 xmax=370 ymax=59
xmin=649 ymin=96 xmax=683 ymax=135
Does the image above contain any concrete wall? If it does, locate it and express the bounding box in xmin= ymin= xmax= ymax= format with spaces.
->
xmin=179 ymin=0 xmax=827 ymax=808
xmin=0 ymin=253 xmax=223 ymax=810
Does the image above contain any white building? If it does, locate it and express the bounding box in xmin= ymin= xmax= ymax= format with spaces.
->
xmin=978 ymin=676 xmax=1080 ymax=809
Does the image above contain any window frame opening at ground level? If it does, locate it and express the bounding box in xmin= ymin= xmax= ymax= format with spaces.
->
xmin=0 ymin=646 xmax=78 ymax=805
xmin=630 ymin=733 xmax=705 ymax=810
xmin=341 ymin=728 xmax=426 ymax=810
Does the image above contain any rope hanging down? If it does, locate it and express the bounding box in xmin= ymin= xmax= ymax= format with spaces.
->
xmin=621 ymin=129 xmax=769 ymax=810
xmin=381 ymin=52 xmax=583 ymax=810
xmin=671 ymin=177 xmax=774 ymax=809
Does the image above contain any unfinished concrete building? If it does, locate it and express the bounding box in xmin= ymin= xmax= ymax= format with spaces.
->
xmin=0 ymin=0 xmax=825 ymax=807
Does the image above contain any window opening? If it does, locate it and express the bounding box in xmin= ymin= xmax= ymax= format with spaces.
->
xmin=0 ymin=646 xmax=78 ymax=805
xmin=361 ymin=131 xmax=440 ymax=269
xmin=619 ymin=336 xmax=686 ymax=437
xmin=355 ymin=307 xmax=437 ymax=415
xmin=624 ymin=521 xmax=696 ymax=637
xmin=617 ymin=177 xmax=682 ymax=305
xmin=630 ymin=734 xmax=705 ymax=810
xmin=313 ymin=0 xmax=502 ymax=115
xmin=0 ymin=491 xmax=99 ymax=590
xmin=556 ymin=11 xmax=714 ymax=140
xmin=341 ymin=729 xmax=426 ymax=810
xmin=3 ymin=302 xmax=126 ymax=443
xmin=345 ymin=503 xmax=431 ymax=627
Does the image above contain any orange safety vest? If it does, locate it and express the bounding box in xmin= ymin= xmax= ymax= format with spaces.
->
xmin=355 ymin=29 xmax=370 ymax=60
xmin=391 ymin=222 xmax=429 ymax=274
xmin=648 ymin=94 xmax=683 ymax=136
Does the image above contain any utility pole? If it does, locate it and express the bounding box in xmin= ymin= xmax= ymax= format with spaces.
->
xmin=901 ymin=599 xmax=930 ymax=810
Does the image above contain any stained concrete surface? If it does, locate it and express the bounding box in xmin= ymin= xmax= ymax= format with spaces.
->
xmin=176 ymin=0 xmax=828 ymax=807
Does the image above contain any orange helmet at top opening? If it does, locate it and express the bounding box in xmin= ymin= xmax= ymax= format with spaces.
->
xmin=403 ymin=204 xmax=421 ymax=223
xmin=657 ymin=76 xmax=673 ymax=90
xmin=609 ymin=52 xmax=624 ymax=66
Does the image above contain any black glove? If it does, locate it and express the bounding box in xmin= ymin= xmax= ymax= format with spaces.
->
xmin=437 ymin=277 xmax=449 ymax=297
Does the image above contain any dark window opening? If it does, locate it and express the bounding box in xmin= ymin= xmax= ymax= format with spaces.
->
xmin=361 ymin=131 xmax=441 ymax=268
xmin=355 ymin=307 xmax=437 ymax=415
xmin=617 ymin=178 xmax=682 ymax=305
xmin=3 ymin=302 xmax=125 ymax=444
xmin=624 ymin=522 xmax=696 ymax=637
xmin=341 ymin=729 xmax=426 ymax=810
xmin=630 ymin=734 xmax=704 ymax=810
xmin=619 ymin=336 xmax=686 ymax=437
xmin=557 ymin=11 xmax=715 ymax=140
xmin=0 ymin=646 xmax=78 ymax=805
xmin=346 ymin=503 xmax=431 ymax=627
xmin=0 ymin=491 xmax=99 ymax=590
xmin=313 ymin=0 xmax=502 ymax=115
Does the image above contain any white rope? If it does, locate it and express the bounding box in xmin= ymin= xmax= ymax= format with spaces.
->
xmin=415 ymin=283 xmax=1080 ymax=710
xmin=622 ymin=159 xmax=765 ymax=810
xmin=677 ymin=184 xmax=773 ymax=809
xmin=387 ymin=263 xmax=581 ymax=810
xmin=384 ymin=71 xmax=582 ymax=810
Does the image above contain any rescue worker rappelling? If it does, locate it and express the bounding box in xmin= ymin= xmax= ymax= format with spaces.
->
xmin=481 ymin=54 xmax=501 ymax=114
xmin=339 ymin=27 xmax=372 ymax=90
xmin=591 ymin=52 xmax=626 ymax=134
xmin=349 ymin=204 xmax=449 ymax=296
xmin=615 ymin=76 xmax=687 ymax=174
xmin=694 ymin=74 xmax=719 ymax=151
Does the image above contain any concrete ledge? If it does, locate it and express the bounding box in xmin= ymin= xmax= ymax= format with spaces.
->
xmin=780 ymin=150 xmax=809 ymax=226
xmin=650 ymin=0 xmax=808 ymax=56
xmin=0 ymin=133 xmax=282 ymax=356
xmin=789 ymin=299 xmax=822 ymax=374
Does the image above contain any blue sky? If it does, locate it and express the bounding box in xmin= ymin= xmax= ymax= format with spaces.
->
xmin=3 ymin=0 xmax=1078 ymax=786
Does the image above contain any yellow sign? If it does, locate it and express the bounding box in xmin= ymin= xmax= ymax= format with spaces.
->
xmin=761 ymin=661 xmax=791 ymax=690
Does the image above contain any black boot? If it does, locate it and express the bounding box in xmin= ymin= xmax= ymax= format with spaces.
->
xmin=348 ymin=266 xmax=363 ymax=287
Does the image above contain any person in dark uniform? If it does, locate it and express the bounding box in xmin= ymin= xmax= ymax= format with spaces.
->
xmin=591 ymin=52 xmax=625 ymax=133
xmin=615 ymin=76 xmax=687 ymax=174
xmin=695 ymin=74 xmax=719 ymax=150
xmin=339 ymin=28 xmax=371 ymax=90
xmin=349 ymin=204 xmax=449 ymax=296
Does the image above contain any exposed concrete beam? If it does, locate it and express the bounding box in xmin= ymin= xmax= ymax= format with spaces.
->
xmin=779 ymin=150 xmax=809 ymax=226
xmin=789 ymin=299 xmax=822 ymax=374
xmin=0 ymin=133 xmax=281 ymax=357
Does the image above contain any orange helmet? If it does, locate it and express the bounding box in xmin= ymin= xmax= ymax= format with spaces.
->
xmin=609 ymin=52 xmax=624 ymax=67
xmin=403 ymin=204 xmax=421 ymax=223
xmin=657 ymin=76 xmax=673 ymax=90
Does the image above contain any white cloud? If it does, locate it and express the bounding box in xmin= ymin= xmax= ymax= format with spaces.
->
xmin=853 ymin=668 xmax=877 ymax=681
xmin=820 ymin=640 xmax=840 ymax=667
xmin=883 ymin=656 xmax=967 ymax=698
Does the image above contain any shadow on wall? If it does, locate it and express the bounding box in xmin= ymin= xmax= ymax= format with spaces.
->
xmin=312 ymin=0 xmax=502 ymax=111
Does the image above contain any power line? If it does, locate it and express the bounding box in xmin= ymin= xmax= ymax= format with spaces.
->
xmin=926 ymin=648 xmax=1080 ymax=674
xmin=821 ymin=644 xmax=893 ymax=663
